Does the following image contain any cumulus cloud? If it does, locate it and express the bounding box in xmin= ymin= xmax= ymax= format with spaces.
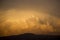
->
xmin=0 ymin=9 xmax=60 ymax=36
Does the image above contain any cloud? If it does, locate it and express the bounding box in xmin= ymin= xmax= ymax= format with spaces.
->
xmin=0 ymin=9 xmax=60 ymax=36
xmin=0 ymin=0 xmax=60 ymax=36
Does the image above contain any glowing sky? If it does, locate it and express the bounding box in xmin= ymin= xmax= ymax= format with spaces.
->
xmin=0 ymin=0 xmax=60 ymax=36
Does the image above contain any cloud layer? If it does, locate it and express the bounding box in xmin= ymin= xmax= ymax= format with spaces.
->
xmin=0 ymin=0 xmax=60 ymax=36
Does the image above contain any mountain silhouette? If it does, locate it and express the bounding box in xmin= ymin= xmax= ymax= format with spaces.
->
xmin=0 ymin=33 xmax=59 ymax=40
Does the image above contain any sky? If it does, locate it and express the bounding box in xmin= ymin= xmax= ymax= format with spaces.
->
xmin=0 ymin=0 xmax=60 ymax=17
xmin=0 ymin=0 xmax=60 ymax=36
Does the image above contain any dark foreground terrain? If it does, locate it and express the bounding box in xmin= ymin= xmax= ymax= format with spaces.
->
xmin=0 ymin=33 xmax=60 ymax=40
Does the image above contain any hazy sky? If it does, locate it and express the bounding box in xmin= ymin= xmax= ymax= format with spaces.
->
xmin=0 ymin=0 xmax=60 ymax=17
